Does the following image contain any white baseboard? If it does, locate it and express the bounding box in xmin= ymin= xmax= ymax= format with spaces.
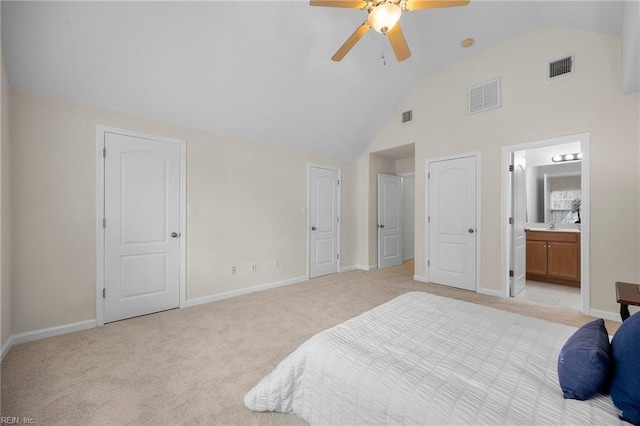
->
xmin=590 ymin=308 xmax=622 ymax=323
xmin=403 ymin=256 xmax=415 ymax=261
xmin=413 ymin=276 xmax=504 ymax=299
xmin=2 ymin=319 xmax=97 ymax=361
xmin=2 ymin=276 xmax=312 ymax=357
xmin=12 ymin=319 xmax=97 ymax=346
xmin=357 ymin=264 xmax=378 ymax=271
xmin=340 ymin=265 xmax=357 ymax=273
xmin=1 ymin=336 xmax=13 ymax=362
xmin=477 ymin=287 xmax=505 ymax=298
xmin=186 ymin=275 xmax=308 ymax=308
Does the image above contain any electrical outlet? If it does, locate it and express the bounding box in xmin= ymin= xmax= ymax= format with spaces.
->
xmin=231 ymin=266 xmax=236 ymax=274
xmin=274 ymin=259 xmax=279 ymax=269
xmin=250 ymin=263 xmax=256 ymax=272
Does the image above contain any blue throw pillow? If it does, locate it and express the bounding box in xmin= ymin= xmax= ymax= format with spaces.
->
xmin=557 ymin=318 xmax=612 ymax=400
xmin=610 ymin=312 xmax=640 ymax=425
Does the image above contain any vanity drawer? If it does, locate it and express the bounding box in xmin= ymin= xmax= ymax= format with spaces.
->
xmin=526 ymin=230 xmax=579 ymax=243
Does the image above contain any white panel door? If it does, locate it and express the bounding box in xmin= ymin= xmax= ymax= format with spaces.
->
xmin=309 ymin=166 xmax=339 ymax=278
xmin=511 ymin=152 xmax=527 ymax=296
xmin=402 ymin=174 xmax=415 ymax=260
xmin=104 ymin=132 xmax=181 ymax=323
xmin=378 ymin=174 xmax=403 ymax=269
xmin=428 ymin=157 xmax=477 ymax=290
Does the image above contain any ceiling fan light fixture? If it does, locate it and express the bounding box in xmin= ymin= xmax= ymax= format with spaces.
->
xmin=368 ymin=2 xmax=401 ymax=34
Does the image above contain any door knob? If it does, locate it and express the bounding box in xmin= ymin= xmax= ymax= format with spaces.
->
xmin=468 ymin=228 xmax=475 ymax=233
xmin=171 ymin=232 xmax=181 ymax=238
xmin=311 ymin=226 xmax=317 ymax=231
xmin=379 ymin=225 xmax=385 ymax=228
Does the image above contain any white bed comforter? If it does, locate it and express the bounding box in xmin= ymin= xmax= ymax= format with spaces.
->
xmin=245 ymin=292 xmax=624 ymax=425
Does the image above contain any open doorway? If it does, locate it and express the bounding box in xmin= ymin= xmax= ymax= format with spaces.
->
xmin=502 ymin=133 xmax=590 ymax=314
xmin=369 ymin=144 xmax=415 ymax=270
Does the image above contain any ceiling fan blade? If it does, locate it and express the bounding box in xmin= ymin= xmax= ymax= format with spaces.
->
xmin=310 ymin=0 xmax=367 ymax=9
xmin=387 ymin=24 xmax=411 ymax=62
xmin=332 ymin=22 xmax=370 ymax=61
xmin=404 ymin=0 xmax=470 ymax=11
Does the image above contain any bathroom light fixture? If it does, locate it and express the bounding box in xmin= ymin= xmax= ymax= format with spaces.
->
xmin=552 ymin=152 xmax=582 ymax=163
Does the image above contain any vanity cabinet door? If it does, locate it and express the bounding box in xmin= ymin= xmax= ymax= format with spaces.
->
xmin=526 ymin=240 xmax=548 ymax=275
xmin=547 ymin=241 xmax=580 ymax=280
xmin=525 ymin=230 xmax=580 ymax=286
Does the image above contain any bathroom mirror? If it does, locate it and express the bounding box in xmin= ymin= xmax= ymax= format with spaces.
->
xmin=520 ymin=141 xmax=582 ymax=229
xmin=544 ymin=173 xmax=581 ymax=223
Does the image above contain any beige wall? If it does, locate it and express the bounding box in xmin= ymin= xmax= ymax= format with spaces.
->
xmin=1 ymin=47 xmax=11 ymax=349
xmin=10 ymin=90 xmax=357 ymax=334
xmin=359 ymin=28 xmax=640 ymax=314
xmin=5 ymin=27 xmax=639 ymax=336
xmin=395 ymin=157 xmax=415 ymax=174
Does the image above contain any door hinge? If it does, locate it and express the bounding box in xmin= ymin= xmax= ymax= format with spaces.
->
xmin=428 ymin=216 xmax=430 ymax=223
xmin=337 ymin=179 xmax=340 ymax=186
xmin=337 ymin=217 xmax=340 ymax=223
xmin=102 ymin=288 xmax=106 ymax=298
xmin=509 ymin=217 xmax=514 ymax=225
xmin=509 ymin=164 xmax=514 ymax=172
xmin=103 ymin=147 xmax=106 ymax=158
xmin=337 ymin=253 xmax=340 ymax=260
xmin=428 ymin=260 xmax=430 ymax=266
xmin=427 ymin=172 xmax=430 ymax=179
xmin=509 ymin=270 xmax=514 ymax=277
xmin=102 ymin=218 xmax=106 ymax=228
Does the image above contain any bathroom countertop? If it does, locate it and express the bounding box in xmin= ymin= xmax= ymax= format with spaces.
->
xmin=525 ymin=228 xmax=580 ymax=233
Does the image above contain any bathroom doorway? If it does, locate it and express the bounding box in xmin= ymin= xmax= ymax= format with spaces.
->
xmin=502 ymin=133 xmax=590 ymax=315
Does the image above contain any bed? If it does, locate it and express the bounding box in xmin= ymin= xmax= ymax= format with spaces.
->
xmin=245 ymin=291 xmax=625 ymax=425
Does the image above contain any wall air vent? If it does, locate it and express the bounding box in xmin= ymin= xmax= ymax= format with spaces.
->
xmin=468 ymin=78 xmax=501 ymax=114
xmin=548 ymin=55 xmax=574 ymax=79
xmin=401 ymin=110 xmax=413 ymax=123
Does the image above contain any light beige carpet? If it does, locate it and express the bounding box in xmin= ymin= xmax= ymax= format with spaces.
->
xmin=1 ymin=261 xmax=620 ymax=425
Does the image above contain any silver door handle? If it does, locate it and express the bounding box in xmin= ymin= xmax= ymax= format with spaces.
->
xmin=311 ymin=226 xmax=317 ymax=231
xmin=171 ymin=232 xmax=181 ymax=238
xmin=468 ymin=228 xmax=475 ymax=233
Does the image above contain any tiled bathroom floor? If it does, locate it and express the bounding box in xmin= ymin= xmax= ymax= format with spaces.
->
xmin=514 ymin=280 xmax=581 ymax=310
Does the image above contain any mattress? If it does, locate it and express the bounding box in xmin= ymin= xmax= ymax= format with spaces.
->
xmin=245 ymin=291 xmax=624 ymax=425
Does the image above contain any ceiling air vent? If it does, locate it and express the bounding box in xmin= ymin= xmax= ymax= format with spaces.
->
xmin=401 ymin=110 xmax=413 ymax=123
xmin=468 ymin=78 xmax=501 ymax=114
xmin=548 ymin=55 xmax=574 ymax=79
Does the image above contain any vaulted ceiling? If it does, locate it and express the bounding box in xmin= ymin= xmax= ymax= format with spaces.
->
xmin=1 ymin=1 xmax=634 ymax=160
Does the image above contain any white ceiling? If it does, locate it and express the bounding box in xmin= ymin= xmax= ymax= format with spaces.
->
xmin=1 ymin=1 xmax=629 ymax=160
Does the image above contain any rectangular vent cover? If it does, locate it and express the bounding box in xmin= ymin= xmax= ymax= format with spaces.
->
xmin=468 ymin=78 xmax=501 ymax=114
xmin=549 ymin=55 xmax=574 ymax=79
xmin=401 ymin=110 xmax=413 ymax=123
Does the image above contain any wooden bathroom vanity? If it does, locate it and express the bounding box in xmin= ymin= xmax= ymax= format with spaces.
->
xmin=526 ymin=230 xmax=581 ymax=287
